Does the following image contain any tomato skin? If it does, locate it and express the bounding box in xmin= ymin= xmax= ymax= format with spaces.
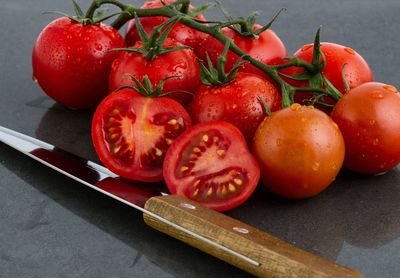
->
xmin=109 ymin=38 xmax=200 ymax=106
xmin=125 ymin=0 xmax=207 ymax=50
xmin=163 ymin=121 xmax=260 ymax=212
xmin=282 ymin=42 xmax=373 ymax=104
xmin=92 ymin=88 xmax=192 ymax=182
xmin=252 ymin=105 xmax=345 ymax=199
xmin=32 ymin=17 xmax=125 ymax=109
xmin=189 ymin=72 xmax=281 ymax=142
xmin=331 ymin=82 xmax=400 ymax=174
xmin=196 ymin=25 xmax=287 ymax=78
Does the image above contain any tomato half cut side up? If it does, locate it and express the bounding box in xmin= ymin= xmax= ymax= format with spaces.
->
xmin=163 ymin=121 xmax=260 ymax=212
xmin=92 ymin=89 xmax=192 ymax=182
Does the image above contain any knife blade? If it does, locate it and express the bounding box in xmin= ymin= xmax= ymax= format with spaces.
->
xmin=0 ymin=125 xmax=363 ymax=277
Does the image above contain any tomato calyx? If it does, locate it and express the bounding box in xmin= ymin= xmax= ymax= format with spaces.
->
xmin=199 ymin=41 xmax=244 ymax=86
xmin=279 ymin=28 xmax=343 ymax=108
xmin=217 ymin=2 xmax=285 ymax=37
xmin=110 ymin=14 xmax=189 ymax=60
xmin=118 ymin=74 xmax=193 ymax=99
xmin=45 ymin=0 xmax=128 ymax=26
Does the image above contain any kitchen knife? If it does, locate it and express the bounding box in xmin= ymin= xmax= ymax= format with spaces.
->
xmin=0 ymin=125 xmax=363 ymax=277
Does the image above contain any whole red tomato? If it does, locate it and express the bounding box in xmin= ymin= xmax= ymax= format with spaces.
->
xmin=125 ymin=0 xmax=207 ymax=50
xmin=92 ymin=88 xmax=192 ymax=182
xmin=189 ymin=72 xmax=281 ymax=142
xmin=252 ymin=104 xmax=345 ymax=199
xmin=109 ymin=38 xmax=200 ymax=106
xmin=32 ymin=17 xmax=125 ymax=109
xmin=196 ymin=25 xmax=287 ymax=78
xmin=331 ymin=82 xmax=400 ymax=174
xmin=283 ymin=42 xmax=373 ymax=104
xmin=163 ymin=121 xmax=260 ymax=212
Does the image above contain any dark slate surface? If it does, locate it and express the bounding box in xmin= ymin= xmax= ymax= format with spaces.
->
xmin=1 ymin=0 xmax=400 ymax=277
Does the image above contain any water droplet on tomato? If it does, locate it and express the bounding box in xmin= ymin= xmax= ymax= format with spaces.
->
xmin=369 ymin=119 xmax=376 ymax=125
xmin=312 ymin=162 xmax=320 ymax=171
xmin=290 ymin=103 xmax=302 ymax=111
xmin=95 ymin=43 xmax=103 ymax=51
xmin=383 ymin=84 xmax=397 ymax=93
xmin=373 ymin=138 xmax=379 ymax=146
xmin=344 ymin=47 xmax=355 ymax=55
xmin=371 ymin=91 xmax=384 ymax=99
xmin=301 ymin=44 xmax=313 ymax=52
xmin=276 ymin=139 xmax=282 ymax=146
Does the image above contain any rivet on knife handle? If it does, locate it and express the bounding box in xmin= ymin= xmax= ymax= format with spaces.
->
xmin=143 ymin=195 xmax=364 ymax=278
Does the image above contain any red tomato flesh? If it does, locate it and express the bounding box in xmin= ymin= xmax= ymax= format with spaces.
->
xmin=92 ymin=89 xmax=191 ymax=182
xmin=163 ymin=121 xmax=260 ymax=212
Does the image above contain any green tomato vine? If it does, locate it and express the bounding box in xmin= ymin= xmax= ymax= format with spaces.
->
xmin=83 ymin=0 xmax=343 ymax=108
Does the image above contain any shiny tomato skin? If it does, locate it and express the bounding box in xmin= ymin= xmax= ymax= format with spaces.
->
xmin=331 ymin=82 xmax=400 ymax=174
xmin=92 ymin=88 xmax=192 ymax=182
xmin=189 ymin=72 xmax=281 ymax=142
xmin=283 ymin=42 xmax=373 ymax=104
xmin=252 ymin=104 xmax=345 ymax=199
xmin=109 ymin=38 xmax=200 ymax=106
xmin=196 ymin=25 xmax=287 ymax=78
xmin=125 ymin=0 xmax=207 ymax=50
xmin=163 ymin=121 xmax=260 ymax=212
xmin=32 ymin=17 xmax=125 ymax=109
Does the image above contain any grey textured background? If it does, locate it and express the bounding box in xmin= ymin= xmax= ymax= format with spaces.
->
xmin=1 ymin=0 xmax=400 ymax=277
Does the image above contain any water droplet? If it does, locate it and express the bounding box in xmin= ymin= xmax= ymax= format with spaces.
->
xmin=371 ymin=91 xmax=384 ymax=99
xmin=84 ymin=36 xmax=90 ymax=41
xmin=301 ymin=117 xmax=307 ymax=123
xmin=32 ymin=75 xmax=38 ymax=83
xmin=373 ymin=138 xmax=379 ymax=146
xmin=301 ymin=44 xmax=313 ymax=52
xmin=344 ymin=47 xmax=355 ymax=55
xmin=312 ymin=162 xmax=320 ymax=171
xmin=290 ymin=103 xmax=302 ymax=111
xmin=276 ymin=139 xmax=282 ymax=146
xmin=95 ymin=43 xmax=103 ymax=51
xmin=383 ymin=84 xmax=397 ymax=93
xmin=369 ymin=119 xmax=376 ymax=125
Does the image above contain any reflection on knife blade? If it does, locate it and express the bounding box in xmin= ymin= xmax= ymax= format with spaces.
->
xmin=0 ymin=125 xmax=260 ymax=267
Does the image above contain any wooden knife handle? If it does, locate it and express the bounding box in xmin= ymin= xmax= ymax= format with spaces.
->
xmin=143 ymin=195 xmax=363 ymax=278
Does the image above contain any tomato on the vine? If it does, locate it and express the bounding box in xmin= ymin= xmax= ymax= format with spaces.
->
xmin=163 ymin=121 xmax=260 ymax=212
xmin=282 ymin=42 xmax=373 ymax=104
xmin=196 ymin=25 xmax=287 ymax=78
xmin=32 ymin=17 xmax=125 ymax=109
xmin=189 ymin=72 xmax=281 ymax=142
xmin=331 ymin=82 xmax=400 ymax=174
xmin=92 ymin=88 xmax=192 ymax=182
xmin=125 ymin=0 xmax=208 ymax=50
xmin=109 ymin=38 xmax=200 ymax=106
xmin=252 ymin=104 xmax=345 ymax=199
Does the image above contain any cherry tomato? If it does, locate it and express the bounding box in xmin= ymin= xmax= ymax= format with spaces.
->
xmin=163 ymin=121 xmax=260 ymax=212
xmin=32 ymin=17 xmax=125 ymax=109
xmin=125 ymin=0 xmax=207 ymax=50
xmin=92 ymin=88 xmax=192 ymax=182
xmin=196 ymin=25 xmax=287 ymax=78
xmin=109 ymin=38 xmax=200 ymax=106
xmin=282 ymin=42 xmax=373 ymax=104
xmin=189 ymin=72 xmax=281 ymax=142
xmin=252 ymin=104 xmax=345 ymax=199
xmin=331 ymin=82 xmax=400 ymax=174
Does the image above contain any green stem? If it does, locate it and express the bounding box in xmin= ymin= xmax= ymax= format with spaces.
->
xmin=84 ymin=0 xmax=342 ymax=108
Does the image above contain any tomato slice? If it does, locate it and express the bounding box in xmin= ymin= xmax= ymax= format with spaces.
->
xmin=163 ymin=121 xmax=260 ymax=211
xmin=92 ymin=89 xmax=191 ymax=182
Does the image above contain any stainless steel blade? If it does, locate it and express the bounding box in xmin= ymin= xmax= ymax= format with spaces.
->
xmin=0 ymin=125 xmax=259 ymax=266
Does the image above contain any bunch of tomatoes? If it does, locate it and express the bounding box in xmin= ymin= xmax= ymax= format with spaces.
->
xmin=32 ymin=0 xmax=400 ymax=212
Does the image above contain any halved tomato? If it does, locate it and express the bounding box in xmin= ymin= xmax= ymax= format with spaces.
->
xmin=92 ymin=88 xmax=192 ymax=182
xmin=163 ymin=121 xmax=260 ymax=212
